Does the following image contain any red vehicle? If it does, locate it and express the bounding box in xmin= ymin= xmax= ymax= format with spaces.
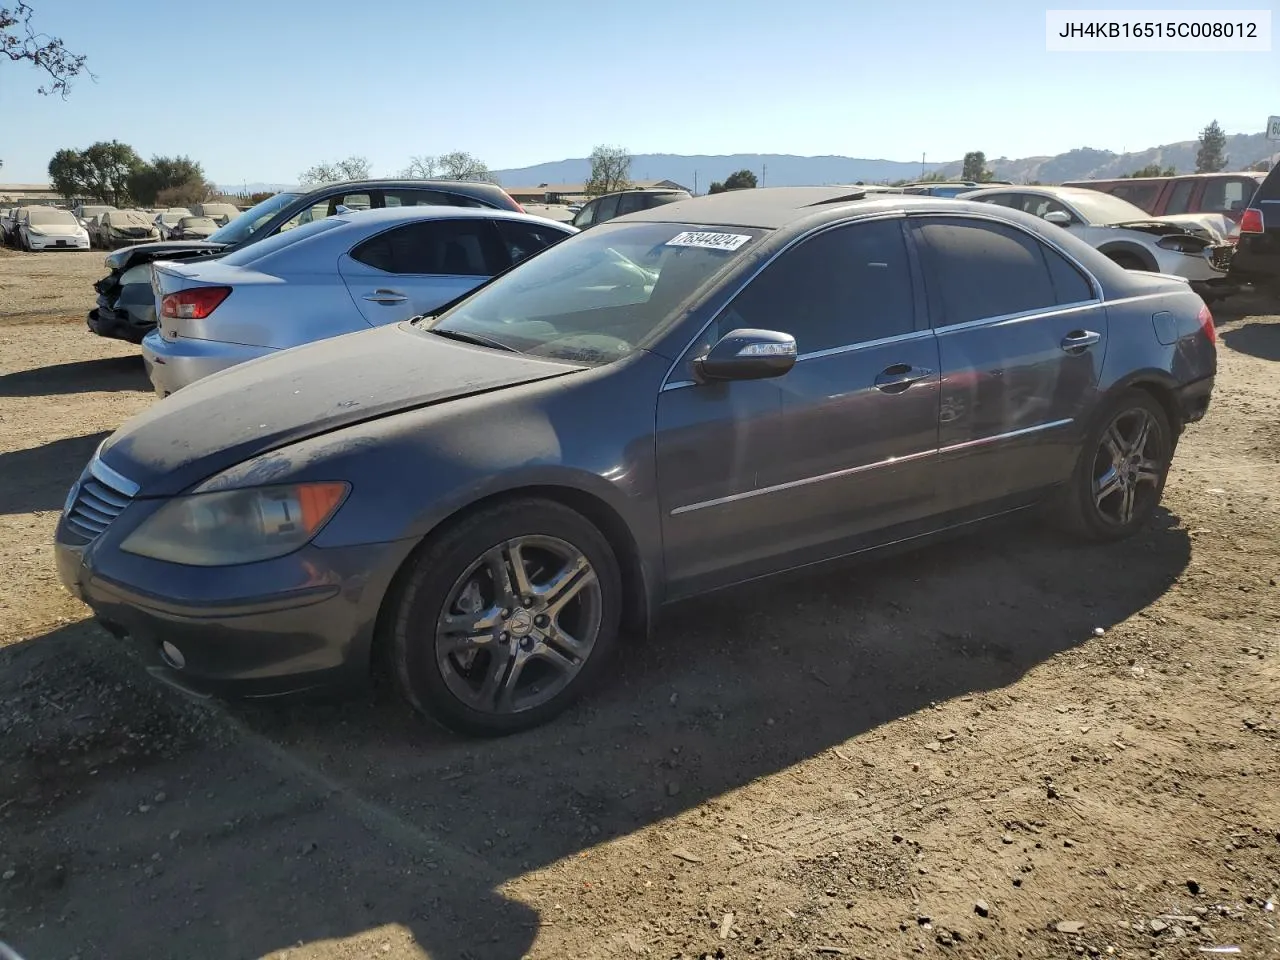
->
xmin=1062 ymin=171 xmax=1265 ymax=225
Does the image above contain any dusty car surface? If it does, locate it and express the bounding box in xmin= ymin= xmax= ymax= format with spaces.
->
xmin=18 ymin=207 xmax=91 ymax=251
xmin=170 ymin=215 xmax=219 ymax=240
xmin=97 ymin=209 xmax=161 ymax=249
xmin=959 ymin=185 xmax=1237 ymax=301
xmin=142 ymin=207 xmax=575 ymax=395
xmin=55 ymin=187 xmax=1215 ymax=737
xmin=192 ymin=202 xmax=241 ymax=226
xmin=86 ymin=179 xmax=528 ymax=343
xmin=153 ymin=208 xmax=193 ymax=239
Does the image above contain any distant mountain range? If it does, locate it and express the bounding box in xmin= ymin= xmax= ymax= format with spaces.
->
xmin=215 ymin=132 xmax=1276 ymax=196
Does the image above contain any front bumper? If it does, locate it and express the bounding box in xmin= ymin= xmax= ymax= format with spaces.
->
xmin=27 ymin=234 xmax=90 ymax=251
xmin=1153 ymin=245 xmax=1231 ymax=284
xmin=141 ymin=329 xmax=274 ymax=396
xmin=54 ymin=514 xmax=415 ymax=698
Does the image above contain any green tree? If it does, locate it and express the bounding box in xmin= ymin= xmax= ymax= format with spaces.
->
xmin=128 ymin=155 xmax=210 ymax=206
xmin=710 ymin=169 xmax=757 ymax=193
xmin=1195 ymin=120 xmax=1227 ymax=173
xmin=47 ymin=140 xmax=143 ymax=204
xmin=585 ymin=145 xmax=631 ymax=197
xmin=2 ymin=2 xmax=91 ymax=96
xmin=299 ymin=156 xmax=371 ymax=185
xmin=1122 ymin=163 xmax=1176 ymax=178
xmin=961 ymin=151 xmax=989 ymax=182
xmin=156 ymin=180 xmax=217 ymax=207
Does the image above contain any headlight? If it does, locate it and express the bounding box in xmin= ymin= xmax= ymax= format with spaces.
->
xmin=120 ymin=482 xmax=348 ymax=566
xmin=27 ymin=227 xmax=45 ymax=236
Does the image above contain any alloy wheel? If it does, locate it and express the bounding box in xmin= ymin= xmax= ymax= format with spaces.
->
xmin=1091 ymin=407 xmax=1164 ymax=526
xmin=434 ymin=535 xmax=602 ymax=715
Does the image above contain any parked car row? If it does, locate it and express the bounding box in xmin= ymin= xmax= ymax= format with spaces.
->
xmin=86 ymin=178 xmax=527 ymax=343
xmin=57 ymin=183 xmax=1219 ymax=738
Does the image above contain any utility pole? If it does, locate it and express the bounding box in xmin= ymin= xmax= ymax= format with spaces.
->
xmin=921 ymin=152 xmax=926 ymax=177
xmin=761 ymin=163 xmax=767 ymax=187
xmin=693 ymin=170 xmax=698 ymax=195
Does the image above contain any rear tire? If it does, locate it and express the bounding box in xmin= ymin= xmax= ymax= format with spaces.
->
xmin=388 ymin=498 xmax=622 ymax=737
xmin=1053 ymin=389 xmax=1173 ymax=542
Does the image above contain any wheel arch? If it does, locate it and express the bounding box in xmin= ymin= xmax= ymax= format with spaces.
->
xmin=370 ymin=483 xmax=657 ymax=676
xmin=1097 ymin=370 xmax=1183 ymax=438
xmin=1096 ymin=240 xmax=1160 ymax=272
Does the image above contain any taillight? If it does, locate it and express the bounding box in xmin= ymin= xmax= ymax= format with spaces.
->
xmin=161 ymin=286 xmax=231 ymax=320
xmin=1238 ymin=207 xmax=1264 ymax=234
xmin=1197 ymin=304 xmax=1216 ymax=344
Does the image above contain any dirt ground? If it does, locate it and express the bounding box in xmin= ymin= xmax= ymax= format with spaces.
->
xmin=0 ymin=248 xmax=1277 ymax=960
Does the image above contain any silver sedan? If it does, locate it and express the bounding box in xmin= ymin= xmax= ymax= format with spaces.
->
xmin=141 ymin=207 xmax=576 ymax=396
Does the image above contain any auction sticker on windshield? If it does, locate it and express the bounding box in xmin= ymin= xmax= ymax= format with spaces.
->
xmin=665 ymin=231 xmax=752 ymax=251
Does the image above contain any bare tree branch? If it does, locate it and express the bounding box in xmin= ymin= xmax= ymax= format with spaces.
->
xmin=1 ymin=2 xmax=93 ymax=98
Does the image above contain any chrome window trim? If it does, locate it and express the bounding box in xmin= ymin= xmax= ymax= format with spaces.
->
xmin=931 ymin=299 xmax=1103 ymax=336
xmin=89 ymin=455 xmax=140 ymax=498
xmin=796 ymin=327 xmax=934 ymax=361
xmin=669 ymin=418 xmax=1073 ymax=516
xmin=658 ymin=211 xmax=910 ymax=391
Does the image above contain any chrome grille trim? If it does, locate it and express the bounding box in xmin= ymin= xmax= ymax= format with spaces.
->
xmin=64 ymin=456 xmax=137 ymax=544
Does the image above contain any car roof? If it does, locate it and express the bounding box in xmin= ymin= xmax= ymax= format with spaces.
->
xmin=325 ymin=205 xmax=577 ymax=230
xmin=619 ymin=186 xmax=878 ymax=228
xmin=959 ymin=185 xmax=1103 ymax=201
xmin=294 ymin=178 xmax=515 ymax=201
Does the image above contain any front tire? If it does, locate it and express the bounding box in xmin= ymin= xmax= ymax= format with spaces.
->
xmin=1054 ymin=389 xmax=1173 ymax=542
xmin=388 ymin=498 xmax=622 ymax=736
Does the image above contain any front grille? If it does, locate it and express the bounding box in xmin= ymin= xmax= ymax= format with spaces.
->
xmin=64 ymin=459 xmax=137 ymax=544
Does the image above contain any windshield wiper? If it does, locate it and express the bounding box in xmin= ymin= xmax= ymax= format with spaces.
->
xmin=426 ymin=327 xmax=519 ymax=353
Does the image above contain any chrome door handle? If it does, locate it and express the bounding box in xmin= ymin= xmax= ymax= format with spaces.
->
xmin=363 ymin=289 xmax=408 ymax=304
xmin=874 ymin=365 xmax=934 ymax=393
xmin=1061 ymin=330 xmax=1101 ymax=353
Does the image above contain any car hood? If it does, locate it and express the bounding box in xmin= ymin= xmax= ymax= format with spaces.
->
xmin=30 ymin=223 xmax=84 ymax=237
xmin=100 ymin=323 xmax=582 ymax=497
xmin=1111 ymin=215 xmax=1228 ymax=243
xmin=105 ymin=239 xmax=228 ymax=272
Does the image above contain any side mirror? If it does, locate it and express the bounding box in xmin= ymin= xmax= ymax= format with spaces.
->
xmin=1043 ymin=210 xmax=1072 ymax=227
xmin=695 ymin=328 xmax=797 ymax=382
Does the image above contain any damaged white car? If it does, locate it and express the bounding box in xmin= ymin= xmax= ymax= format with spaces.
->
xmin=959 ymin=185 xmax=1237 ymax=302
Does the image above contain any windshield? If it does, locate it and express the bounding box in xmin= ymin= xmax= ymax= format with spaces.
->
xmin=1064 ymin=191 xmax=1151 ymax=225
xmin=218 ymin=215 xmax=347 ymax=267
xmin=159 ymin=209 xmax=189 ymax=223
xmin=180 ymin=217 xmax=216 ymax=228
xmin=28 ymin=208 xmax=77 ymax=226
xmin=208 ymin=192 xmax=301 ymax=244
xmin=427 ymin=221 xmax=767 ymax=366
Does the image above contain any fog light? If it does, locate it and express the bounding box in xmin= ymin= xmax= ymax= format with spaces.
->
xmin=160 ymin=641 xmax=186 ymax=670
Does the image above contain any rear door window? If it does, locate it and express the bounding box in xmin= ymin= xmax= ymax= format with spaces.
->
xmin=1109 ymin=181 xmax=1160 ymax=213
xmin=1164 ymin=179 xmax=1196 ymax=214
xmin=382 ymin=189 xmax=485 ymax=209
xmin=911 ymin=217 xmax=1062 ymax=325
xmin=595 ymin=194 xmax=621 ymax=223
xmin=615 ymin=192 xmax=646 ymax=216
xmin=350 ymin=219 xmax=504 ymax=276
xmin=1200 ymin=177 xmax=1252 ymax=215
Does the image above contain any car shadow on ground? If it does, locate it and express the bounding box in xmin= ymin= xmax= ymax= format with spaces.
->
xmin=1 ymin=508 xmax=1192 ymax=959
xmin=0 ymin=355 xmax=147 ymax=398
xmin=1220 ymin=321 xmax=1280 ymax=363
xmin=0 ymin=432 xmax=108 ymax=514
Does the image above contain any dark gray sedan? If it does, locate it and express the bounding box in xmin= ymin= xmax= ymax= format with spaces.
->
xmin=54 ymin=187 xmax=1217 ymax=736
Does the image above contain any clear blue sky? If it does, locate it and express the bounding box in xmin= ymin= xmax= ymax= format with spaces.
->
xmin=2 ymin=0 xmax=1275 ymax=185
